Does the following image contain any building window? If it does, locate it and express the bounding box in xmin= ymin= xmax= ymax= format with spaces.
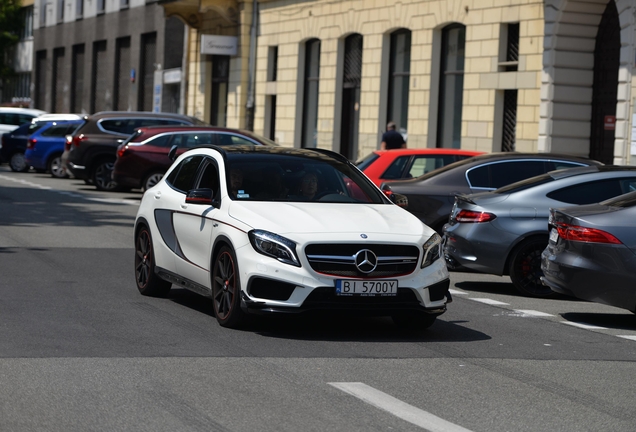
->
xmin=52 ymin=48 xmax=65 ymax=112
xmin=499 ymin=23 xmax=519 ymax=72
xmin=121 ymin=0 xmax=129 ymax=8
xmin=20 ymin=6 xmax=33 ymax=39
xmin=210 ymin=55 xmax=229 ymax=126
xmin=340 ymin=33 xmax=363 ymax=161
xmin=39 ymin=0 xmax=47 ymax=26
xmin=301 ymin=38 xmax=320 ymax=148
xmin=76 ymin=0 xmax=83 ymax=18
xmin=114 ymin=37 xmax=131 ymax=111
xmin=91 ymin=40 xmax=108 ymax=113
xmin=387 ymin=29 xmax=411 ymax=136
xmin=71 ymin=44 xmax=85 ymax=113
xmin=35 ymin=50 xmax=47 ymax=110
xmin=501 ymin=90 xmax=517 ymax=151
xmin=264 ymin=46 xmax=278 ymax=141
xmin=96 ymin=0 xmax=105 ymax=14
xmin=437 ymin=24 xmax=465 ymax=149
xmin=57 ymin=0 xmax=64 ymax=23
xmin=139 ymin=32 xmax=157 ymax=111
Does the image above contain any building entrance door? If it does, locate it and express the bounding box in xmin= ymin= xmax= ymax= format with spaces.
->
xmin=590 ymin=0 xmax=619 ymax=164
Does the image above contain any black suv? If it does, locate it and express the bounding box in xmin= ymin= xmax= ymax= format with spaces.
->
xmin=384 ymin=152 xmax=603 ymax=233
xmin=65 ymin=111 xmax=207 ymax=191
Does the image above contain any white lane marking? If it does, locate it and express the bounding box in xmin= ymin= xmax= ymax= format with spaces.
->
xmin=514 ymin=310 xmax=555 ymax=317
xmin=562 ymin=321 xmax=607 ymax=330
xmin=329 ymin=382 xmax=473 ymax=432
xmin=448 ymin=289 xmax=467 ymax=295
xmin=469 ymin=298 xmax=509 ymax=306
xmin=0 ymin=174 xmax=138 ymax=205
xmin=617 ymin=335 xmax=636 ymax=341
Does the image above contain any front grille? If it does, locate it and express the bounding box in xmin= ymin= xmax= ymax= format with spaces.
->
xmin=305 ymin=243 xmax=420 ymax=277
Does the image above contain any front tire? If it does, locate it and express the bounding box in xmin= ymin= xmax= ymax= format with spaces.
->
xmin=135 ymin=227 xmax=171 ymax=297
xmin=9 ymin=152 xmax=28 ymax=172
xmin=509 ymin=238 xmax=555 ymax=298
xmin=212 ymin=245 xmax=245 ymax=328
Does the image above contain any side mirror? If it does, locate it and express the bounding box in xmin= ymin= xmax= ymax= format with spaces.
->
xmin=390 ymin=193 xmax=408 ymax=208
xmin=168 ymin=144 xmax=178 ymax=161
xmin=185 ymin=188 xmax=220 ymax=208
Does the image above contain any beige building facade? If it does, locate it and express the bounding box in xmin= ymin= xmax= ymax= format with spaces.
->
xmin=164 ymin=0 xmax=636 ymax=165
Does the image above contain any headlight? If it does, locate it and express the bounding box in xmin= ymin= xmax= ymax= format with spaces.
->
xmin=248 ymin=230 xmax=300 ymax=267
xmin=421 ymin=233 xmax=442 ymax=268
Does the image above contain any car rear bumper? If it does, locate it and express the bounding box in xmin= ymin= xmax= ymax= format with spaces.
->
xmin=67 ymin=162 xmax=87 ymax=179
xmin=541 ymin=246 xmax=636 ymax=312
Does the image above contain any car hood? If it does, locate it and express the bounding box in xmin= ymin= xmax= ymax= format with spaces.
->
xmin=228 ymin=202 xmax=431 ymax=236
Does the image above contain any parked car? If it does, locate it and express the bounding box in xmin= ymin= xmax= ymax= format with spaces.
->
xmin=0 ymin=107 xmax=47 ymax=134
xmin=1 ymin=114 xmax=84 ymax=173
xmin=134 ymin=145 xmax=450 ymax=329
xmin=113 ymin=125 xmax=278 ymax=191
xmin=382 ymin=152 xmax=603 ymax=234
xmin=65 ymin=111 xmax=207 ymax=191
xmin=541 ymin=191 xmax=636 ymax=311
xmin=443 ymin=165 xmax=636 ymax=297
xmin=25 ymin=115 xmax=85 ymax=178
xmin=357 ymin=148 xmax=484 ymax=186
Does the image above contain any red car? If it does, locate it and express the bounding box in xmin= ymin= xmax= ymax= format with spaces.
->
xmin=356 ymin=148 xmax=484 ymax=186
xmin=112 ymin=126 xmax=277 ymax=191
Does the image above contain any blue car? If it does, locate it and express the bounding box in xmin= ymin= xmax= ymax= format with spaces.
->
xmin=25 ymin=119 xmax=84 ymax=178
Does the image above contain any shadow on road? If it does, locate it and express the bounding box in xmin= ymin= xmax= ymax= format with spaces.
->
xmin=168 ymin=287 xmax=491 ymax=343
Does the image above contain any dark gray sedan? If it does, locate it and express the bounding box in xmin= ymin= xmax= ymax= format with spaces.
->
xmin=443 ymin=166 xmax=636 ymax=297
xmin=541 ymin=191 xmax=636 ymax=311
xmin=384 ymin=152 xmax=601 ymax=233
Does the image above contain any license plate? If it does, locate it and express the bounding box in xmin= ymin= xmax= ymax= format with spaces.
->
xmin=549 ymin=227 xmax=559 ymax=243
xmin=335 ymin=280 xmax=397 ymax=296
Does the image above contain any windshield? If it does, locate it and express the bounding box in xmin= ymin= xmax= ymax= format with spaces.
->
xmin=356 ymin=152 xmax=380 ymax=170
xmin=226 ymin=152 xmax=389 ymax=204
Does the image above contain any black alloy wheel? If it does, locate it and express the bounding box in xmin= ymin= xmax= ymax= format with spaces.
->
xmin=212 ymin=245 xmax=245 ymax=328
xmin=135 ymin=227 xmax=171 ymax=297
xmin=509 ymin=238 xmax=555 ymax=298
xmin=93 ymin=159 xmax=118 ymax=191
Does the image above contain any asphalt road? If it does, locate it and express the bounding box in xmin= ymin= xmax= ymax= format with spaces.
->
xmin=1 ymin=165 xmax=636 ymax=432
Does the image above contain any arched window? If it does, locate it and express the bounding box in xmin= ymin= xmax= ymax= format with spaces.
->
xmin=302 ymin=38 xmax=321 ymax=148
xmin=387 ymin=29 xmax=411 ymax=135
xmin=437 ymin=24 xmax=465 ymax=148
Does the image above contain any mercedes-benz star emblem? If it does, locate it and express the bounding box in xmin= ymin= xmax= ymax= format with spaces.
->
xmin=355 ymin=249 xmax=378 ymax=273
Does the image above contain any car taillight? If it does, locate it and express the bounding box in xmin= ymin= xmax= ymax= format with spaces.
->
xmin=117 ymin=145 xmax=129 ymax=158
xmin=455 ymin=210 xmax=496 ymax=223
xmin=71 ymin=134 xmax=86 ymax=147
xmin=27 ymin=138 xmax=37 ymax=149
xmin=555 ymin=223 xmax=621 ymax=244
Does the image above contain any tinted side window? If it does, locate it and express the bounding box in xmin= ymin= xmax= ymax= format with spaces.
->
xmin=547 ymin=178 xmax=636 ymax=205
xmin=218 ymin=133 xmax=257 ymax=146
xmin=166 ymin=155 xmax=204 ymax=192
xmin=380 ymin=156 xmax=409 ymax=179
xmin=100 ymin=119 xmax=136 ymax=134
xmin=18 ymin=114 xmax=35 ymax=125
xmin=469 ymin=161 xmax=549 ymax=189
xmin=197 ymin=159 xmax=220 ymax=198
xmin=146 ymin=135 xmax=172 ymax=148
xmin=41 ymin=124 xmax=79 ymax=137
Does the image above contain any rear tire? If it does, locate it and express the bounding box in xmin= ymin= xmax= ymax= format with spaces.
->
xmin=48 ymin=154 xmax=68 ymax=178
xmin=509 ymin=238 xmax=555 ymax=298
xmin=135 ymin=227 xmax=171 ymax=297
xmin=212 ymin=245 xmax=246 ymax=328
xmin=9 ymin=152 xmax=28 ymax=172
xmin=92 ymin=159 xmax=119 ymax=191
xmin=143 ymin=171 xmax=164 ymax=191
